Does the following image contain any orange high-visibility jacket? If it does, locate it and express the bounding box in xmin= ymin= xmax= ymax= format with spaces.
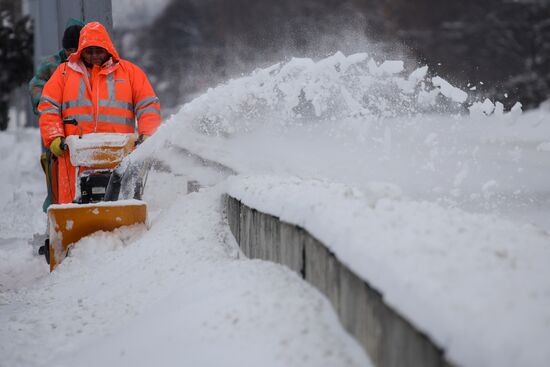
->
xmin=38 ymin=22 xmax=161 ymax=204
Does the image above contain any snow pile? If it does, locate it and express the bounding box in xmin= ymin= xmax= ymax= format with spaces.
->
xmin=0 ymin=169 xmax=370 ymax=366
xmin=226 ymin=174 xmax=550 ymax=367
xmin=169 ymin=52 xmax=485 ymax=136
xmin=138 ymin=51 xmax=548 ymax=230
xmin=122 ymin=52 xmax=550 ymax=367
xmin=2 ymin=48 xmax=549 ymax=367
xmin=148 ymin=111 xmax=550 ymax=229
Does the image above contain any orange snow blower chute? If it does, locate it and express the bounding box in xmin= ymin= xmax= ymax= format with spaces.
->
xmin=44 ymin=123 xmax=149 ymax=271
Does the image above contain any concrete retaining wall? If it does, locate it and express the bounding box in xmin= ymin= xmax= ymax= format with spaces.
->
xmin=225 ymin=194 xmax=453 ymax=367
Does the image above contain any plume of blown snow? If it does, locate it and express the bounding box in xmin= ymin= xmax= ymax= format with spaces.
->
xmin=157 ymin=52 xmax=519 ymax=139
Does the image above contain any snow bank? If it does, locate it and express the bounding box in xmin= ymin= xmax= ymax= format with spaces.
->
xmin=1 ymin=185 xmax=370 ymax=367
xmin=156 ymin=52 xmax=475 ymax=137
xmin=134 ymin=51 xmax=549 ymax=230
xmin=116 ymin=51 xmax=550 ymax=367
xmin=226 ymin=174 xmax=550 ymax=367
xmin=145 ymin=111 xmax=550 ymax=230
xmin=3 ymin=49 xmax=549 ymax=367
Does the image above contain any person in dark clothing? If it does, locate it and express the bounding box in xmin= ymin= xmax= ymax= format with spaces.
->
xmin=28 ymin=18 xmax=85 ymax=212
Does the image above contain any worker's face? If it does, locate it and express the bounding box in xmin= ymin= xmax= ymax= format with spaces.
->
xmin=81 ymin=46 xmax=110 ymax=66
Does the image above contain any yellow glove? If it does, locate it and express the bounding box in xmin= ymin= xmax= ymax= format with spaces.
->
xmin=49 ymin=137 xmax=65 ymax=157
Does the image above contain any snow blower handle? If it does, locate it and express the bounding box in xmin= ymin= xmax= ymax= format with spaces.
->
xmin=62 ymin=118 xmax=83 ymax=139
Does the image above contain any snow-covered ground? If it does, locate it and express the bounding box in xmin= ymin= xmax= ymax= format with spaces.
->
xmin=2 ymin=50 xmax=549 ymax=367
xmin=136 ymin=52 xmax=549 ymax=367
xmin=226 ymin=175 xmax=550 ymax=367
xmin=149 ymin=52 xmax=550 ymax=231
xmin=0 ymin=130 xmax=369 ymax=367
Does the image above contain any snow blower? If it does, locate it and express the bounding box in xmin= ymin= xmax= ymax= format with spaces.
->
xmin=42 ymin=120 xmax=149 ymax=271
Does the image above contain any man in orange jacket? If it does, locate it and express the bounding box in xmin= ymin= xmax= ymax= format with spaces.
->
xmin=38 ymin=22 xmax=161 ymax=204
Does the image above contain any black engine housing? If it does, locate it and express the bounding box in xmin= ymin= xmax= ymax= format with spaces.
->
xmin=78 ymin=171 xmax=112 ymax=204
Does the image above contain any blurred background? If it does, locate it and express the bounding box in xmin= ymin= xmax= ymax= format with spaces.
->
xmin=1 ymin=0 xmax=549 ymax=130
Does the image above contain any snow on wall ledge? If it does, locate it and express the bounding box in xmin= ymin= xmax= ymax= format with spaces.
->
xmin=224 ymin=174 xmax=550 ymax=367
xmin=225 ymin=194 xmax=450 ymax=367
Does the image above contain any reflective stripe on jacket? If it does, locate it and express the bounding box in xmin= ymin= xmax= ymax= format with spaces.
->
xmin=38 ymin=22 xmax=161 ymax=148
xmin=37 ymin=22 xmax=161 ymax=204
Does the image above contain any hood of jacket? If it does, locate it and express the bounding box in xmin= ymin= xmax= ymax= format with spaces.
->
xmin=69 ymin=22 xmax=120 ymax=64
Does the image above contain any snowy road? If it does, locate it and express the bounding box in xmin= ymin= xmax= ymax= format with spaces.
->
xmin=0 ymin=130 xmax=370 ymax=367
xmin=2 ymin=51 xmax=550 ymax=367
xmin=134 ymin=52 xmax=550 ymax=367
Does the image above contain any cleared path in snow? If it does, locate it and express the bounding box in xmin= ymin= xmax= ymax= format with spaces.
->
xmin=0 ymin=131 xmax=370 ymax=366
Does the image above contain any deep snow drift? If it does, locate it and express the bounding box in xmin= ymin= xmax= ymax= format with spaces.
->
xmin=0 ymin=130 xmax=369 ymax=367
xmin=226 ymin=174 xmax=550 ymax=367
xmin=2 ymin=50 xmax=549 ymax=367
xmin=146 ymin=52 xmax=550 ymax=230
xmin=135 ymin=51 xmax=550 ymax=367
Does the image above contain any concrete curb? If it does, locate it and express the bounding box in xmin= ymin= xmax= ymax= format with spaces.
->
xmin=225 ymin=194 xmax=453 ymax=367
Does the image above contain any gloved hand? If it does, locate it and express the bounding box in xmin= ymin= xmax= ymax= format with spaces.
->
xmin=49 ymin=137 xmax=65 ymax=157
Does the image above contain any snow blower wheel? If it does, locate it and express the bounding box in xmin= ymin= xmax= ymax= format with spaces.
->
xmin=39 ymin=239 xmax=50 ymax=265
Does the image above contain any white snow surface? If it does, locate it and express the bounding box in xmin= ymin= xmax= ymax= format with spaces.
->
xmin=225 ymin=174 xmax=550 ymax=367
xmin=0 ymin=131 xmax=369 ymax=366
xmin=3 ymin=51 xmax=550 ymax=367
xmin=146 ymin=52 xmax=550 ymax=231
xmin=133 ymin=52 xmax=550 ymax=367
